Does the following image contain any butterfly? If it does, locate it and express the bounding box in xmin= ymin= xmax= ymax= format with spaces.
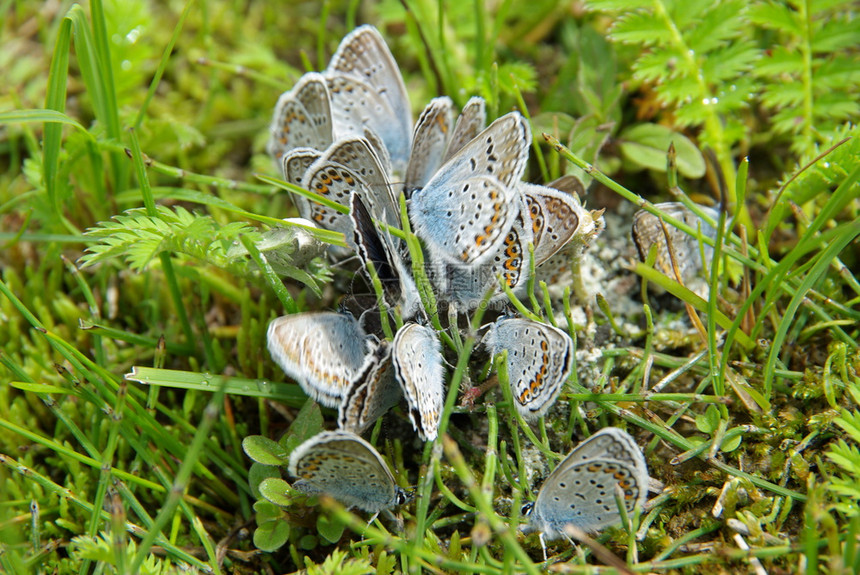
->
xmin=289 ymin=429 xmax=412 ymax=521
xmin=408 ymin=111 xmax=531 ymax=272
xmin=391 ymin=323 xmax=445 ymax=441
xmin=631 ymin=201 xmax=719 ymax=283
xmin=325 ymin=25 xmax=413 ymax=179
xmin=267 ymin=311 xmax=378 ymax=407
xmin=483 ymin=317 xmax=573 ymax=421
xmin=267 ymin=73 xmax=333 ymax=164
xmin=522 ymin=427 xmax=649 ymax=560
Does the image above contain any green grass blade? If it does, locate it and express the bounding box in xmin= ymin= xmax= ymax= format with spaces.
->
xmin=43 ymin=15 xmax=73 ymax=227
xmin=126 ymin=366 xmax=307 ymax=405
xmin=763 ymin=220 xmax=860 ymax=394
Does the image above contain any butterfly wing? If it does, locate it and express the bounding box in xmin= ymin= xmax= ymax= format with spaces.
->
xmin=327 ymin=26 xmax=411 ymax=175
xmin=485 ymin=318 xmax=572 ymax=420
xmin=530 ymin=457 xmax=646 ymax=539
xmin=283 ymin=148 xmax=322 ymax=187
xmin=288 ymin=430 xmax=400 ymax=513
xmin=292 ymin=72 xmax=332 ymax=142
xmin=328 ymin=26 xmax=411 ymax=143
xmin=267 ymin=73 xmax=333 ymax=163
xmin=521 ymin=183 xmax=582 ymax=265
xmin=492 ymin=206 xmax=534 ymax=298
xmin=406 ymin=97 xmax=455 ymax=195
xmin=631 ymin=202 xmax=717 ymax=281
xmin=392 ymin=323 xmax=445 ymax=441
xmin=338 ymin=343 xmax=403 ymax=434
xmin=534 ymin=193 xmax=605 ymax=290
xmin=267 ymin=312 xmax=374 ymax=407
xmin=326 ymin=137 xmax=398 ymax=226
xmin=529 ymin=428 xmax=647 ymax=539
xmin=299 ymin=160 xmax=363 ymax=243
xmin=442 ymin=96 xmax=486 ymax=164
xmin=281 ymin=148 xmax=323 ymax=218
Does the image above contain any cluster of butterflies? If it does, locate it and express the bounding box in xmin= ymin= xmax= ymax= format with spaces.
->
xmin=261 ymin=25 xmax=655 ymax=558
xmin=265 ymin=24 xmax=606 ymax=430
xmin=266 ymin=25 xmax=605 ymax=312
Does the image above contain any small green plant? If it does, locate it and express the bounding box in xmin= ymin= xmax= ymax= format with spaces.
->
xmin=80 ymin=204 xmax=331 ymax=292
xmin=750 ymin=2 xmax=859 ymax=157
xmin=68 ymin=532 xmax=184 ymax=575
xmin=303 ymin=548 xmax=376 ymax=575
xmin=826 ymin=360 xmax=860 ymax=515
xmin=243 ymin=400 xmax=327 ymax=552
xmin=585 ymin=0 xmax=760 ymax=193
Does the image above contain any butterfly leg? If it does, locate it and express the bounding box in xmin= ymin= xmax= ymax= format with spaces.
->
xmin=365 ymin=512 xmax=380 ymax=528
xmin=539 ymin=532 xmax=549 ymax=563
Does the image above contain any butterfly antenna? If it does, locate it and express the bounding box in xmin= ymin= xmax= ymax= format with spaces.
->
xmin=331 ymin=251 xmax=360 ymax=269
